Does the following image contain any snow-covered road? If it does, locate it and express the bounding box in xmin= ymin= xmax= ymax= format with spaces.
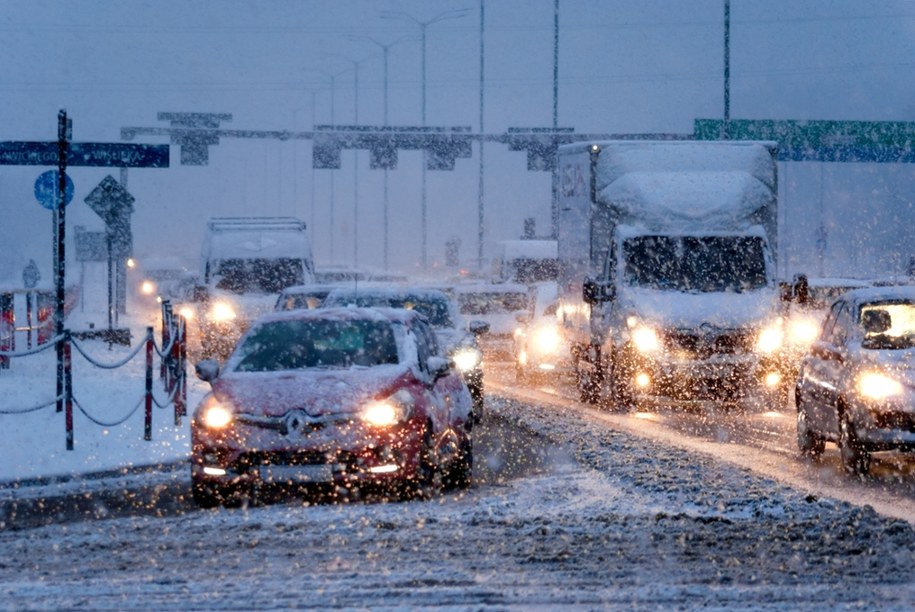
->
xmin=1 ymin=396 xmax=914 ymax=609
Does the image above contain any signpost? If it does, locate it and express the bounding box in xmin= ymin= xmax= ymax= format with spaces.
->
xmin=0 ymin=112 xmax=169 ymax=449
xmin=85 ymin=175 xmax=136 ymax=335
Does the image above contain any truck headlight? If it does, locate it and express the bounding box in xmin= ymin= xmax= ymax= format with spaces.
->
xmin=858 ymin=372 xmax=904 ymax=400
xmin=361 ymin=391 xmax=414 ymax=427
xmin=632 ymin=326 xmax=660 ymax=353
xmin=755 ymin=324 xmax=784 ymax=354
xmin=787 ymin=316 xmax=819 ymax=347
xmin=452 ymin=347 xmax=483 ymax=372
xmin=210 ymin=301 xmax=237 ymax=322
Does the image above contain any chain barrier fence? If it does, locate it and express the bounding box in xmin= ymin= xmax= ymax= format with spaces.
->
xmin=0 ymin=299 xmax=188 ymax=450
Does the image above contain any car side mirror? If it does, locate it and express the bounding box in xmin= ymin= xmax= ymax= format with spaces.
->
xmin=195 ymin=359 xmax=221 ymax=382
xmin=427 ymin=356 xmax=451 ymax=380
xmin=811 ymin=341 xmax=843 ymax=363
xmin=468 ymin=320 xmax=490 ymax=336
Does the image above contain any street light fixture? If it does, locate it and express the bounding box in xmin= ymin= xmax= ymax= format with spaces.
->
xmin=380 ymin=8 xmax=471 ymax=269
xmin=348 ymin=34 xmax=418 ymax=269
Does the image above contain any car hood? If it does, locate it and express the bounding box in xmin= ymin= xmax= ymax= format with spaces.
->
xmin=212 ymin=364 xmax=413 ymax=417
xmin=618 ymin=287 xmax=779 ymax=330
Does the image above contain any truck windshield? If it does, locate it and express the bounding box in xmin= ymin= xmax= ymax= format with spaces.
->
xmin=214 ymin=258 xmax=305 ymax=294
xmin=623 ymin=235 xmax=768 ymax=293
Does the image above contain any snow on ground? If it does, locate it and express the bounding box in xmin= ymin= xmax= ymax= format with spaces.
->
xmin=1 ymin=393 xmax=914 ymax=609
xmin=0 ymin=309 xmax=206 ymax=485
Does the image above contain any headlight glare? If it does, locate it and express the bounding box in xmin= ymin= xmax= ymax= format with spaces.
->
xmin=788 ymin=317 xmax=819 ymax=346
xmin=756 ymin=324 xmax=784 ymax=354
xmin=452 ymin=347 xmax=482 ymax=372
xmin=210 ymin=301 xmax=237 ymax=322
xmin=858 ymin=372 xmax=905 ymax=400
xmin=632 ymin=326 xmax=660 ymax=353
xmin=202 ymin=403 xmax=233 ymax=429
xmin=361 ymin=395 xmax=412 ymax=427
xmin=533 ymin=326 xmax=561 ymax=354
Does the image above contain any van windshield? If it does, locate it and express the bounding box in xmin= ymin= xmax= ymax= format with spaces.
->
xmin=623 ymin=235 xmax=768 ymax=293
xmin=214 ymin=258 xmax=305 ymax=294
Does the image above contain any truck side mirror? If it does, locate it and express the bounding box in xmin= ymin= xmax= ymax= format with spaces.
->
xmin=583 ymin=277 xmax=614 ymax=305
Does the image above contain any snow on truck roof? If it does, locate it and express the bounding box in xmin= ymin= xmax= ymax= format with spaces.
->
xmin=601 ymin=171 xmax=774 ymax=231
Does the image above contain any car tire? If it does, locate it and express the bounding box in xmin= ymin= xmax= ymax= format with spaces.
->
xmin=442 ymin=435 xmax=473 ymax=491
xmin=399 ymin=426 xmax=437 ymax=501
xmin=839 ymin=413 xmax=870 ymax=475
xmin=192 ymin=478 xmax=226 ymax=509
xmin=795 ymin=398 xmax=824 ymax=457
xmin=575 ymin=353 xmax=602 ymax=404
xmin=607 ymin=355 xmax=633 ymax=412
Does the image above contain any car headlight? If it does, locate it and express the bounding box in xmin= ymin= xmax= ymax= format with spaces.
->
xmin=452 ymin=347 xmax=482 ymax=372
xmin=858 ymin=372 xmax=905 ymax=400
xmin=210 ymin=301 xmax=237 ymax=322
xmin=532 ymin=325 xmax=561 ymax=354
xmin=361 ymin=390 xmax=414 ymax=427
xmin=755 ymin=323 xmax=784 ymax=354
xmin=200 ymin=402 xmax=233 ymax=429
xmin=632 ymin=326 xmax=660 ymax=353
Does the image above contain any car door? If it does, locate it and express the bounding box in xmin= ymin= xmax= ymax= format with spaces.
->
xmin=802 ymin=300 xmax=850 ymax=436
xmin=416 ymin=319 xmax=469 ymax=428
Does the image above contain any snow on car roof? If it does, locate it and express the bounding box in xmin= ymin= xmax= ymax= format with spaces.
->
xmin=255 ymin=305 xmax=418 ymax=326
xmin=842 ymin=284 xmax=915 ymax=305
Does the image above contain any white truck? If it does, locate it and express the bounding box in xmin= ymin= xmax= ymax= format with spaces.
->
xmin=556 ymin=140 xmax=785 ymax=408
xmin=194 ymin=217 xmax=315 ymax=359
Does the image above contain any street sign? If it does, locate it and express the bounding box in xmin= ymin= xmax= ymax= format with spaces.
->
xmin=0 ymin=141 xmax=169 ymax=167
xmin=694 ymin=119 xmax=915 ymax=163
xmin=84 ymin=175 xmax=135 ymax=224
xmin=34 ymin=170 xmax=74 ymax=209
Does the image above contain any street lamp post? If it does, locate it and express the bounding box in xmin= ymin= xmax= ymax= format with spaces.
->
xmin=311 ymin=68 xmax=347 ymax=263
xmin=381 ymin=8 xmax=470 ymax=269
xmin=325 ymin=54 xmax=372 ymax=268
xmin=349 ymin=34 xmax=417 ymax=270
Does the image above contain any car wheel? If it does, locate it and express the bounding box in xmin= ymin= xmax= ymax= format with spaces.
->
xmin=399 ymin=426 xmax=437 ymax=501
xmin=839 ymin=413 xmax=870 ymax=475
xmin=607 ymin=357 xmax=633 ymax=412
xmin=795 ymin=399 xmax=824 ymax=457
xmin=442 ymin=435 xmax=473 ymax=491
xmin=192 ymin=478 xmax=226 ymax=509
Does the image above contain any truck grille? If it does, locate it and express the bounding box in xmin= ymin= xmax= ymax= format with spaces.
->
xmin=663 ymin=329 xmax=754 ymax=359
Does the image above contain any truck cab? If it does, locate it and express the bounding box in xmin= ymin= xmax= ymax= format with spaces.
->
xmin=194 ymin=217 xmax=314 ymax=360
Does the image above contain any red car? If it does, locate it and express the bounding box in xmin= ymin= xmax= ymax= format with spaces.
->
xmin=191 ymin=307 xmax=474 ymax=507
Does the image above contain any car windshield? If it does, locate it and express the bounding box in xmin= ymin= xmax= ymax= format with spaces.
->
xmin=214 ymin=258 xmax=304 ymax=294
xmin=232 ymin=319 xmax=399 ymax=372
xmin=329 ymin=293 xmax=454 ymax=328
xmin=623 ymin=235 xmax=768 ymax=293
xmin=457 ymin=291 xmax=529 ymax=315
xmin=860 ymin=302 xmax=915 ymax=350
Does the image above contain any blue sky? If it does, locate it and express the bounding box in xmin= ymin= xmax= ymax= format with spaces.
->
xmin=1 ymin=0 xmax=914 ymax=280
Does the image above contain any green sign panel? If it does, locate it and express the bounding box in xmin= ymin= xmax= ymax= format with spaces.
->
xmin=694 ymin=119 xmax=915 ymax=163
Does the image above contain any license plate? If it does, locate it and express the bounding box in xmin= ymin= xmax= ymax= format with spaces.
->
xmin=258 ymin=464 xmax=334 ymax=484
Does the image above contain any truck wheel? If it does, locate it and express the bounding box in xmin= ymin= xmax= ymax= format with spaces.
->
xmin=838 ymin=414 xmax=870 ymax=475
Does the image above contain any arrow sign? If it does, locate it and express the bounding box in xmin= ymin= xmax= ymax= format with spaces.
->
xmin=0 ymin=141 xmax=169 ymax=167
xmin=34 ymin=170 xmax=74 ymax=210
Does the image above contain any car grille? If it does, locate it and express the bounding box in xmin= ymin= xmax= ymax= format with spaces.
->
xmin=233 ymin=450 xmax=353 ymax=472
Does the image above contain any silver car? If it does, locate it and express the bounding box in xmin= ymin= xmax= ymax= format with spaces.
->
xmin=795 ymin=285 xmax=915 ymax=474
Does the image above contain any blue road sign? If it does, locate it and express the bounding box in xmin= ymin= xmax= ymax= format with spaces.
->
xmin=34 ymin=170 xmax=74 ymax=210
xmin=0 ymin=141 xmax=169 ymax=168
